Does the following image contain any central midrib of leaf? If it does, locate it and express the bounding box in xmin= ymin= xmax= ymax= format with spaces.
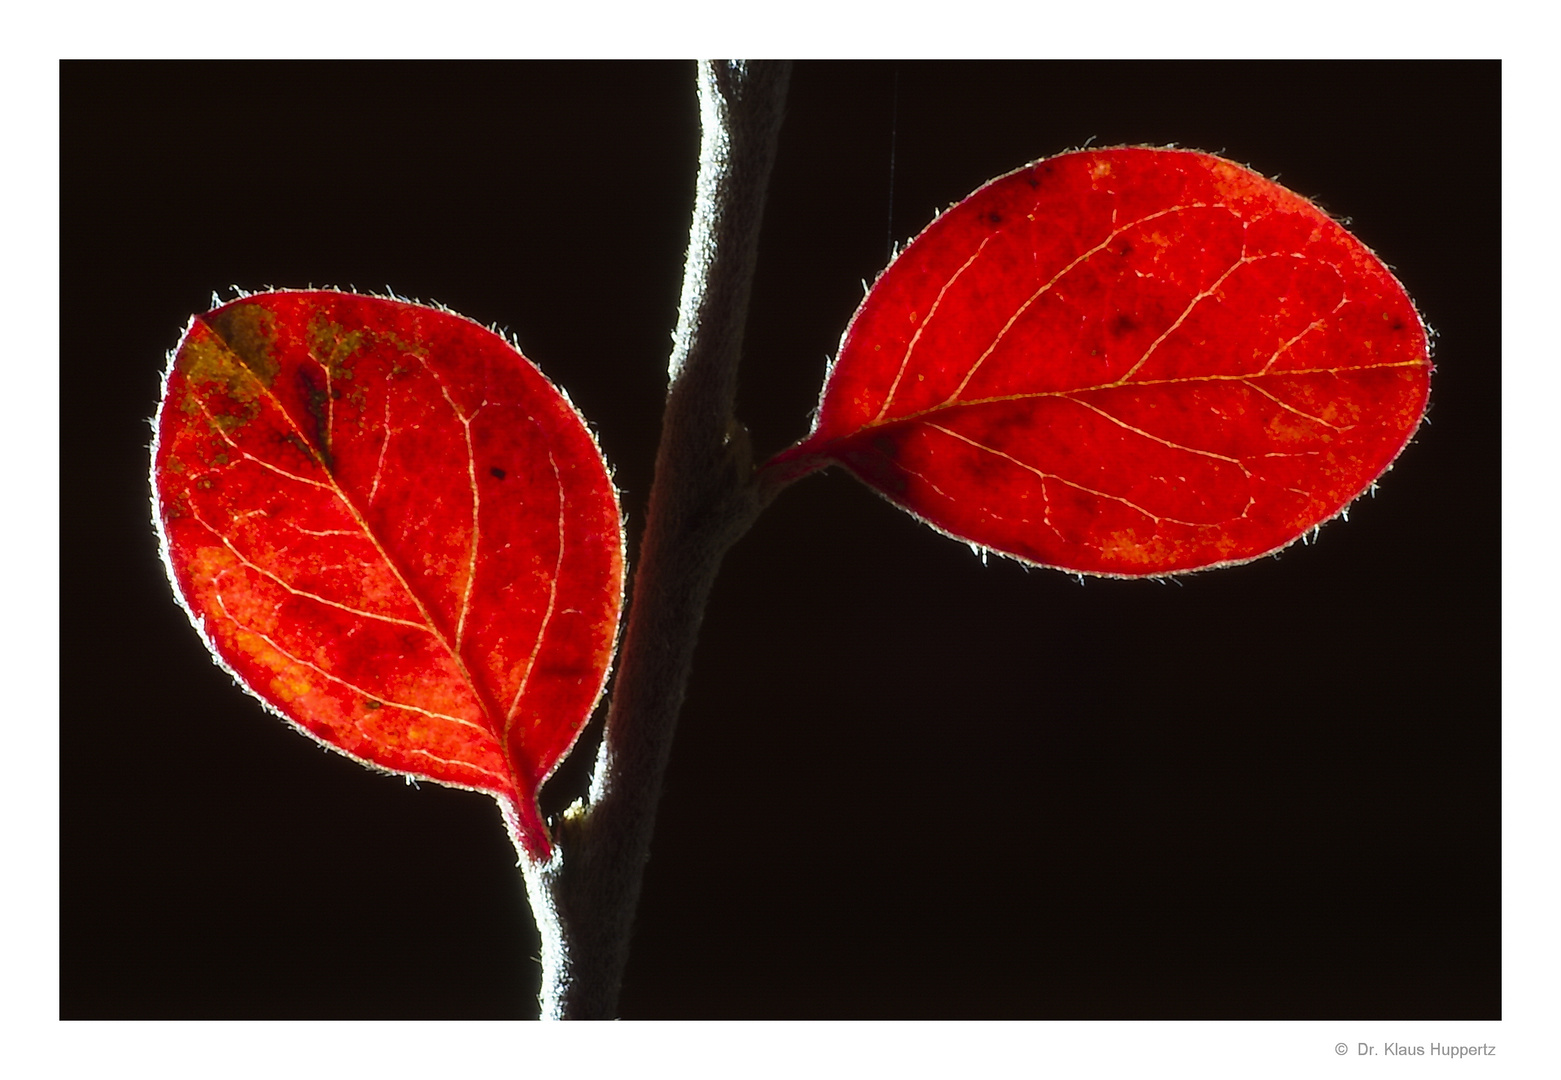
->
xmin=849 ymin=358 xmax=1424 ymax=446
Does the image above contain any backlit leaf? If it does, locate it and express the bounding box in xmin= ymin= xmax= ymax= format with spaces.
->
xmin=768 ymin=148 xmax=1432 ymax=576
xmin=152 ymin=291 xmax=624 ymax=860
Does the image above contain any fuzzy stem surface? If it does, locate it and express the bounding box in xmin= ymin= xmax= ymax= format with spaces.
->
xmin=522 ymin=59 xmax=792 ymax=1020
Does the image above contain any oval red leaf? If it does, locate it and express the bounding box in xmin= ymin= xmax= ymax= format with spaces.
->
xmin=152 ymin=291 xmax=624 ymax=860
xmin=769 ymin=148 xmax=1432 ymax=576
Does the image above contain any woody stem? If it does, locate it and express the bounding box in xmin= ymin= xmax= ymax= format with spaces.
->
xmin=521 ymin=59 xmax=792 ymax=1020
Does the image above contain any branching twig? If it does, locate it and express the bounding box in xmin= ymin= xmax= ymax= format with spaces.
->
xmin=520 ymin=59 xmax=792 ymax=1020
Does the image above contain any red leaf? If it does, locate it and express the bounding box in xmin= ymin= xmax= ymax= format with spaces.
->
xmin=768 ymin=148 xmax=1432 ymax=576
xmin=152 ymin=291 xmax=624 ymax=860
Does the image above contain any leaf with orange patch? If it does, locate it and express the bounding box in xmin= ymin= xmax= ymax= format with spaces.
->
xmin=767 ymin=148 xmax=1432 ymax=576
xmin=152 ymin=291 xmax=624 ymax=860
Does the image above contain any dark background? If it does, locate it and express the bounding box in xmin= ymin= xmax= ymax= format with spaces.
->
xmin=61 ymin=61 xmax=1499 ymax=1019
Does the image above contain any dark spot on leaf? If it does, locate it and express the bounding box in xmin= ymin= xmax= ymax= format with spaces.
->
xmin=833 ymin=434 xmax=910 ymax=497
xmin=490 ymin=466 xmax=507 ymax=480
xmin=986 ymin=210 xmax=1003 ymax=226
xmin=204 ymin=302 xmax=280 ymax=386
xmin=297 ymin=367 xmax=334 ymax=471
xmin=1110 ymin=313 xmax=1139 ymax=336
xmin=364 ymin=699 xmax=381 ymax=710
xmin=281 ymin=431 xmax=317 ymax=466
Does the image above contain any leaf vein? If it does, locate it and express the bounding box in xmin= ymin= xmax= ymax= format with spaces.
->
xmin=945 ymin=202 xmax=1227 ymax=405
xmin=190 ymin=509 xmax=431 ymax=631
xmin=1062 ymin=397 xmax=1249 ymax=471
xmin=209 ymin=581 xmax=493 ymax=741
xmin=874 ymin=235 xmax=994 ymax=423
xmin=925 ymin=423 xmax=1239 ymax=529
xmin=1240 ymin=379 xmax=1351 ymax=432
xmin=506 ymin=445 xmax=566 ymax=738
xmin=865 ymin=358 xmax=1427 ymax=432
